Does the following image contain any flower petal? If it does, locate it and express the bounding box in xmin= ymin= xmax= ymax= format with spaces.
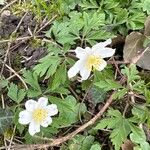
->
xmin=74 ymin=47 xmax=87 ymax=58
xmin=28 ymin=121 xmax=40 ymax=136
xmin=41 ymin=116 xmax=52 ymax=127
xmin=46 ymin=104 xmax=58 ymax=116
xmin=19 ymin=110 xmax=31 ymax=125
xmin=68 ymin=60 xmax=84 ymax=79
xmin=92 ymin=39 xmax=112 ymax=51
xmin=85 ymin=47 xmax=92 ymax=54
xmin=38 ymin=97 xmax=48 ymax=107
xmin=75 ymin=47 xmax=92 ymax=58
xmin=80 ymin=67 xmax=91 ymax=81
xmin=25 ymin=100 xmax=37 ymax=111
xmin=94 ymin=47 xmax=115 ymax=58
xmin=95 ymin=59 xmax=107 ymax=71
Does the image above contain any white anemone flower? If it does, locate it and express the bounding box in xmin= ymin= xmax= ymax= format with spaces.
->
xmin=19 ymin=97 xmax=58 ymax=136
xmin=68 ymin=39 xmax=115 ymax=81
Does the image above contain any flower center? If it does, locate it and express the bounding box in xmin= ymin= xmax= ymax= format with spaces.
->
xmin=86 ymin=55 xmax=102 ymax=70
xmin=32 ymin=108 xmax=48 ymax=123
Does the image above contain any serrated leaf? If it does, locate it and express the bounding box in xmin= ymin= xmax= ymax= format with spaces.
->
xmin=22 ymin=70 xmax=42 ymax=97
xmin=7 ymin=83 xmax=26 ymax=104
xmin=79 ymin=0 xmax=99 ymax=10
xmin=51 ymin=63 xmax=67 ymax=90
xmin=94 ymin=109 xmax=131 ymax=150
xmin=112 ymin=88 xmax=128 ymax=100
xmin=143 ymin=0 xmax=150 ymax=15
xmin=33 ymin=55 xmax=61 ymax=79
xmin=83 ymin=12 xmax=105 ymax=36
xmin=50 ymin=96 xmax=87 ymax=127
xmin=121 ymin=64 xmax=140 ymax=83
xmin=0 ymin=78 xmax=8 ymax=91
xmin=68 ymin=135 xmax=95 ymax=150
xmin=90 ymin=86 xmax=107 ymax=105
xmin=0 ymin=108 xmax=13 ymax=134
xmin=90 ymin=143 xmax=101 ymax=150
xmin=127 ymin=12 xmax=145 ymax=30
xmin=94 ymin=79 xmax=122 ymax=92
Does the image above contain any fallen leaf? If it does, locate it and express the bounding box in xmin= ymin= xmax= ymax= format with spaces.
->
xmin=136 ymin=47 xmax=150 ymax=70
xmin=144 ymin=16 xmax=150 ymax=36
xmin=121 ymin=140 xmax=134 ymax=150
xmin=123 ymin=32 xmax=144 ymax=63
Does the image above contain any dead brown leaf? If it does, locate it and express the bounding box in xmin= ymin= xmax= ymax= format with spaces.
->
xmin=136 ymin=47 xmax=150 ymax=70
xmin=144 ymin=16 xmax=150 ymax=36
xmin=123 ymin=32 xmax=144 ymax=63
xmin=123 ymin=16 xmax=150 ymax=70
xmin=121 ymin=140 xmax=134 ymax=150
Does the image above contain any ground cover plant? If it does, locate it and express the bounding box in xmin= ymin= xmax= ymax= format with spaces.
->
xmin=1 ymin=0 xmax=150 ymax=149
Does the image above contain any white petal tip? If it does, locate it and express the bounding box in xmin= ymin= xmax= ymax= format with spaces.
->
xmin=106 ymin=39 xmax=112 ymax=45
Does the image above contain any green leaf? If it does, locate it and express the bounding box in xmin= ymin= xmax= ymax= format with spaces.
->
xmin=33 ymin=55 xmax=61 ymax=79
xmin=94 ymin=109 xmax=131 ymax=150
xmin=68 ymin=135 xmax=95 ymax=150
xmin=114 ymin=8 xmax=129 ymax=24
xmin=83 ymin=12 xmax=105 ymax=36
xmin=90 ymin=143 xmax=101 ymax=150
xmin=79 ymin=0 xmax=99 ymax=10
xmin=127 ymin=12 xmax=145 ymax=30
xmin=94 ymin=79 xmax=123 ymax=92
xmin=7 ymin=83 xmax=26 ymax=104
xmin=0 ymin=108 xmax=13 ymax=134
xmin=50 ymin=96 xmax=87 ymax=127
xmin=121 ymin=64 xmax=140 ymax=83
xmin=51 ymin=63 xmax=67 ymax=90
xmin=0 ymin=78 xmax=8 ymax=91
xmin=81 ymin=135 xmax=95 ymax=150
xmin=112 ymin=88 xmax=128 ymax=100
xmin=23 ymin=70 xmax=42 ymax=97
xmin=89 ymin=86 xmax=107 ymax=105
xmin=143 ymin=0 xmax=150 ymax=15
xmin=129 ymin=125 xmax=150 ymax=150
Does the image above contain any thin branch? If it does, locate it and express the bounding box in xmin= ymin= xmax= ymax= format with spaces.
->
xmin=1 ymin=62 xmax=28 ymax=90
xmin=36 ymin=15 xmax=57 ymax=34
xmin=0 ymin=0 xmax=18 ymax=13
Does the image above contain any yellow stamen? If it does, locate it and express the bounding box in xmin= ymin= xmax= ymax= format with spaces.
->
xmin=33 ymin=108 xmax=47 ymax=123
xmin=86 ymin=55 xmax=103 ymax=70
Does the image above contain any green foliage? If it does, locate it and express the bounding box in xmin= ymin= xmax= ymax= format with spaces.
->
xmin=33 ymin=55 xmax=61 ymax=79
xmin=94 ymin=79 xmax=123 ymax=92
xmin=22 ymin=70 xmax=42 ymax=97
xmin=143 ymin=0 xmax=150 ymax=15
xmin=50 ymin=96 xmax=87 ymax=127
xmin=121 ymin=64 xmax=145 ymax=94
xmin=61 ymin=135 xmax=101 ymax=150
xmin=131 ymin=105 xmax=150 ymax=125
xmin=89 ymin=86 xmax=107 ymax=105
xmin=0 ymin=108 xmax=13 ymax=134
xmin=7 ymin=83 xmax=26 ymax=104
xmin=94 ymin=109 xmax=131 ymax=150
xmin=0 ymin=77 xmax=8 ymax=91
xmin=51 ymin=63 xmax=67 ymax=90
xmin=2 ymin=0 xmax=150 ymax=148
xmin=46 ymin=11 xmax=113 ymax=47
xmin=121 ymin=64 xmax=140 ymax=83
xmin=130 ymin=125 xmax=150 ymax=150
xmin=94 ymin=109 xmax=150 ymax=150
